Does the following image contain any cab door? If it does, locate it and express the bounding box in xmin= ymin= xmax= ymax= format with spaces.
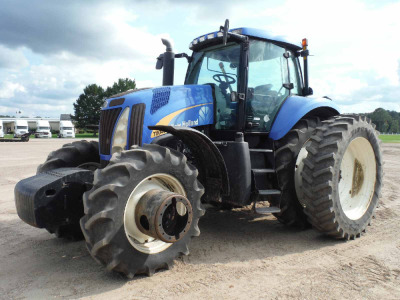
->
xmin=245 ymin=40 xmax=302 ymax=133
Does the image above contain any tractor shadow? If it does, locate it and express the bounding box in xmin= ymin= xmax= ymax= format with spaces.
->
xmin=0 ymin=208 xmax=343 ymax=298
xmin=185 ymin=207 xmax=343 ymax=265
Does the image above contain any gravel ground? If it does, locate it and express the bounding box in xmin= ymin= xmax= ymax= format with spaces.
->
xmin=0 ymin=139 xmax=399 ymax=299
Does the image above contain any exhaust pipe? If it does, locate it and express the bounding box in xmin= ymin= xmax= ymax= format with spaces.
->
xmin=160 ymin=38 xmax=174 ymax=86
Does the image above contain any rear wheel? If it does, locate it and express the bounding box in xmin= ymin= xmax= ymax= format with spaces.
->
xmin=80 ymin=144 xmax=205 ymax=277
xmin=37 ymin=140 xmax=100 ymax=239
xmin=272 ymin=117 xmax=321 ymax=228
xmin=302 ymin=115 xmax=382 ymax=239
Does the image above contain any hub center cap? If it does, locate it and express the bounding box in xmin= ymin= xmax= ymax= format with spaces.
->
xmin=135 ymin=189 xmax=193 ymax=243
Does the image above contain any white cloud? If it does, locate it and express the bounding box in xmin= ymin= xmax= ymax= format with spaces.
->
xmin=0 ymin=45 xmax=29 ymax=70
xmin=0 ymin=81 xmax=25 ymax=98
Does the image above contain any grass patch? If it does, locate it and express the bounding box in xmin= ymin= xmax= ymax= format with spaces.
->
xmin=75 ymin=133 xmax=98 ymax=138
xmin=379 ymin=134 xmax=400 ymax=143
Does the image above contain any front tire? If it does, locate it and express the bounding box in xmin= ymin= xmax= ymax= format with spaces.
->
xmin=37 ymin=140 xmax=99 ymax=174
xmin=80 ymin=144 xmax=205 ymax=278
xmin=302 ymin=115 xmax=383 ymax=239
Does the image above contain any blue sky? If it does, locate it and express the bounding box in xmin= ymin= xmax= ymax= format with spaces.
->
xmin=0 ymin=0 xmax=399 ymax=117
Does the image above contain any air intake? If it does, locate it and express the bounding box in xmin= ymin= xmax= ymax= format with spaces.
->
xmin=99 ymin=108 xmax=122 ymax=155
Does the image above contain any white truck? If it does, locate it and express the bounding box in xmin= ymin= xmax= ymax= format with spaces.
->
xmin=13 ymin=119 xmax=29 ymax=138
xmin=59 ymin=120 xmax=75 ymax=138
xmin=35 ymin=120 xmax=52 ymax=138
xmin=0 ymin=120 xmax=4 ymax=138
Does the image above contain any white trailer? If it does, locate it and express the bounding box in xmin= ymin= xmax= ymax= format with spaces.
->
xmin=35 ymin=120 xmax=52 ymax=138
xmin=59 ymin=120 xmax=75 ymax=138
xmin=0 ymin=120 xmax=4 ymax=138
xmin=13 ymin=120 xmax=29 ymax=138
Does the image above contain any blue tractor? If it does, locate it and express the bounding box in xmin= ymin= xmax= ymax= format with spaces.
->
xmin=15 ymin=20 xmax=383 ymax=278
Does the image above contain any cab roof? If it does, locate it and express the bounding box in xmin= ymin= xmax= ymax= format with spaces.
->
xmin=190 ymin=27 xmax=301 ymax=51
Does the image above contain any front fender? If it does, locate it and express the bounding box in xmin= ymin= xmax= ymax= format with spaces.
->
xmin=269 ymin=96 xmax=340 ymax=140
xmin=148 ymin=125 xmax=229 ymax=200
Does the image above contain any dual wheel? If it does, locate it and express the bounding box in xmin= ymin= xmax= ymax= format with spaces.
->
xmin=275 ymin=115 xmax=382 ymax=239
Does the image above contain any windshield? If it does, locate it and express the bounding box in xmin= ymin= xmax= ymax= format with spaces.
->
xmin=62 ymin=127 xmax=73 ymax=130
xmin=38 ymin=126 xmax=50 ymax=130
xmin=186 ymin=43 xmax=241 ymax=129
xmin=17 ymin=126 xmax=27 ymax=129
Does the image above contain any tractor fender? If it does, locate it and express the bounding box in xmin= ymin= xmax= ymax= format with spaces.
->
xmin=269 ymin=96 xmax=340 ymax=140
xmin=149 ymin=125 xmax=230 ymax=201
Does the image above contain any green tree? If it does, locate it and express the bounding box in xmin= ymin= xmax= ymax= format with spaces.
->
xmin=369 ymin=108 xmax=392 ymax=132
xmin=389 ymin=118 xmax=399 ymax=133
xmin=382 ymin=121 xmax=390 ymax=133
xmin=72 ymin=84 xmax=105 ymax=133
xmin=104 ymin=78 xmax=136 ymax=98
xmin=72 ymin=78 xmax=136 ymax=135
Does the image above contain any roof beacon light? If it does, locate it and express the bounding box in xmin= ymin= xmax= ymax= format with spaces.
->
xmin=199 ymin=36 xmax=206 ymax=42
xmin=302 ymin=38 xmax=308 ymax=48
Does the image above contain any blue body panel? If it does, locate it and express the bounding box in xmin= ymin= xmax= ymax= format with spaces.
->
xmin=100 ymin=84 xmax=214 ymax=161
xmin=269 ymin=96 xmax=340 ymax=140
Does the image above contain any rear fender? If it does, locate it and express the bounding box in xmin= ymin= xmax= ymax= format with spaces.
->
xmin=269 ymin=96 xmax=340 ymax=140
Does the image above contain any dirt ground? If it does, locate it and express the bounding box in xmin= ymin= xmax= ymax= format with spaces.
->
xmin=0 ymin=139 xmax=399 ymax=299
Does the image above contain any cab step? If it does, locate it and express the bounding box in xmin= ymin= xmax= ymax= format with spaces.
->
xmin=254 ymin=206 xmax=281 ymax=214
xmin=258 ymin=189 xmax=281 ymax=196
xmin=252 ymin=168 xmax=275 ymax=174
xmin=249 ymin=149 xmax=273 ymax=153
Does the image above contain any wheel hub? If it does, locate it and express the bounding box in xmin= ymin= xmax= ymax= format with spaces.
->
xmin=135 ymin=189 xmax=192 ymax=243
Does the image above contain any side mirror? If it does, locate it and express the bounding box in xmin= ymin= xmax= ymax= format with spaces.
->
xmin=156 ymin=54 xmax=164 ymax=70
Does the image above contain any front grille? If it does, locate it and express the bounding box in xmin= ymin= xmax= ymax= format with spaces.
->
xmin=99 ymin=108 xmax=121 ymax=155
xmin=150 ymin=87 xmax=170 ymax=114
xmin=128 ymin=103 xmax=146 ymax=147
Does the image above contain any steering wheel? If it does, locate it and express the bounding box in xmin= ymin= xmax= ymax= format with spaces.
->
xmin=213 ymin=74 xmax=236 ymax=85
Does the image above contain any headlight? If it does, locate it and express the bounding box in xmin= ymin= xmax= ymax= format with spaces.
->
xmin=102 ymin=100 xmax=108 ymax=108
xmin=111 ymin=107 xmax=130 ymax=154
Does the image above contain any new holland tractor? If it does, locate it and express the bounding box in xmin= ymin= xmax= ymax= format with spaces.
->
xmin=15 ymin=20 xmax=382 ymax=278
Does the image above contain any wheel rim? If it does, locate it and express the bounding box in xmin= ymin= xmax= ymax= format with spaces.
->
xmin=124 ymin=173 xmax=186 ymax=254
xmin=338 ymin=137 xmax=376 ymax=220
xmin=294 ymin=139 xmax=311 ymax=207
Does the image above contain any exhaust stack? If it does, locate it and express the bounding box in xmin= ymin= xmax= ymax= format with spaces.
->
xmin=156 ymin=38 xmax=175 ymax=86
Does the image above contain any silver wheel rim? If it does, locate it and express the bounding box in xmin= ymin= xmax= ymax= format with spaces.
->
xmin=295 ymin=139 xmax=311 ymax=207
xmin=338 ymin=137 xmax=376 ymax=220
xmin=124 ymin=173 xmax=186 ymax=254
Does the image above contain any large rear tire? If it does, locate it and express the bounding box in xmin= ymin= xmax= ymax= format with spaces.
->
xmin=37 ymin=140 xmax=100 ymax=239
xmin=302 ymin=115 xmax=383 ymax=239
xmin=80 ymin=144 xmax=205 ymax=278
xmin=272 ymin=117 xmax=321 ymax=228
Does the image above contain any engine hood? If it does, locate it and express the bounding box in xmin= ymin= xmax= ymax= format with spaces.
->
xmin=102 ymin=84 xmax=214 ymax=145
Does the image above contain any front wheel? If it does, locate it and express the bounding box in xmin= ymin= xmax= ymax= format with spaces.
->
xmin=80 ymin=144 xmax=205 ymax=277
xmin=302 ymin=115 xmax=383 ymax=239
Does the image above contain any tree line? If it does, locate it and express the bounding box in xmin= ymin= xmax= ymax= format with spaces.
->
xmin=365 ymin=108 xmax=400 ymax=134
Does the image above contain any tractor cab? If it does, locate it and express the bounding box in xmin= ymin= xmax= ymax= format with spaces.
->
xmin=185 ymin=26 xmax=305 ymax=135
